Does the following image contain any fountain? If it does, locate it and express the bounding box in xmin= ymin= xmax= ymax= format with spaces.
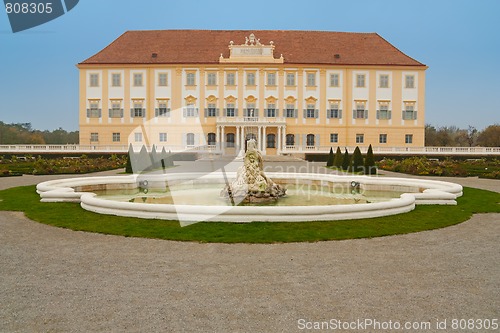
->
xmin=221 ymin=139 xmax=286 ymax=204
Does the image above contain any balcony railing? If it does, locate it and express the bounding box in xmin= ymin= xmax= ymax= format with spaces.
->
xmin=216 ymin=116 xmax=286 ymax=124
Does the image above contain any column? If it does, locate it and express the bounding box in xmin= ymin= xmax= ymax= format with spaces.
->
xmin=258 ymin=126 xmax=262 ymax=151
xmin=277 ymin=126 xmax=282 ymax=153
xmin=240 ymin=126 xmax=246 ymax=150
xmin=262 ymin=126 xmax=267 ymax=155
xmin=236 ymin=125 xmax=240 ymax=152
xmin=282 ymin=125 xmax=287 ymax=151
xmin=221 ymin=126 xmax=225 ymax=155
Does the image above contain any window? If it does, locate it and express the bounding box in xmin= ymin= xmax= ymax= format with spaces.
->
xmin=89 ymin=74 xmax=99 ymax=87
xmin=158 ymin=73 xmax=168 ymax=86
xmin=377 ymin=104 xmax=391 ymax=119
xmin=207 ymin=73 xmax=216 ymax=86
xmin=306 ymin=134 xmax=315 ymax=146
xmin=109 ymin=101 xmax=123 ymax=118
xmin=266 ymin=104 xmax=276 ymax=117
xmin=405 ymin=75 xmax=415 ymax=88
xmin=246 ymin=73 xmax=255 ymax=86
xmin=226 ymin=133 xmax=235 ymax=147
xmin=379 ymin=74 xmax=389 ymax=88
xmin=356 ymin=134 xmax=364 ymax=144
xmin=186 ymin=133 xmax=195 ymax=146
xmin=90 ymin=133 xmax=99 ymax=142
xmin=354 ymin=103 xmax=366 ymax=119
xmin=133 ymin=73 xmax=143 ymax=87
xmin=405 ymin=134 xmax=413 ymax=144
xmin=267 ymin=72 xmax=276 ymax=86
xmin=159 ymin=133 xmax=167 ymax=142
xmin=330 ymin=133 xmax=338 ymax=143
xmin=111 ymin=73 xmax=121 ymax=87
xmin=403 ymin=104 xmax=416 ymax=120
xmin=330 ymin=73 xmax=339 ymax=87
xmin=207 ymin=133 xmax=216 ymax=145
xmin=226 ymin=72 xmax=235 ymax=85
xmin=306 ymin=104 xmax=316 ymax=118
xmin=226 ymin=103 xmax=235 ymax=117
xmin=328 ymin=103 xmax=341 ymax=118
xmin=207 ymin=103 xmax=217 ymax=117
xmin=87 ymin=101 xmax=100 ymax=118
xmin=156 ymin=102 xmax=169 ymax=117
xmin=112 ymin=132 xmax=121 ymax=142
xmin=307 ymin=73 xmax=316 ymax=86
xmin=286 ymin=73 xmax=295 ymax=86
xmin=356 ymin=74 xmax=365 ymax=88
xmin=134 ymin=133 xmax=142 ymax=142
xmin=132 ymin=102 xmax=144 ymax=117
xmin=266 ymin=134 xmax=276 ymax=148
xmin=379 ymin=134 xmax=387 ymax=144
xmin=286 ymin=103 xmax=296 ymax=118
xmin=185 ymin=104 xmax=197 ymax=117
xmin=186 ymin=73 xmax=195 ymax=86
xmin=245 ymin=103 xmax=256 ymax=117
xmin=286 ymin=134 xmax=295 ymax=146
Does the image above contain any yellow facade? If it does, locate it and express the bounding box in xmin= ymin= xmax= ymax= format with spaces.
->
xmin=78 ymin=32 xmax=427 ymax=155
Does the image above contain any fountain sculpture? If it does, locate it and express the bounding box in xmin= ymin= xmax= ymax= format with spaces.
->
xmin=221 ymin=139 xmax=286 ymax=203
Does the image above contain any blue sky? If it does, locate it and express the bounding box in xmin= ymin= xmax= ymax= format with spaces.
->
xmin=0 ymin=0 xmax=499 ymax=131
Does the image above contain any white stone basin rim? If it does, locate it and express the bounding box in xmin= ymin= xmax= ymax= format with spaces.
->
xmin=36 ymin=173 xmax=463 ymax=223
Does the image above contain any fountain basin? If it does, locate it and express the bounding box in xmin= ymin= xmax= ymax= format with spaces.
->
xmin=36 ymin=173 xmax=463 ymax=223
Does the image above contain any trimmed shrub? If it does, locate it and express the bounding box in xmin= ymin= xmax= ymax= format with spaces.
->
xmin=350 ymin=146 xmax=364 ymax=173
xmin=326 ymin=147 xmax=334 ymax=167
xmin=333 ymin=147 xmax=343 ymax=169
xmin=364 ymin=144 xmax=377 ymax=175
xmin=341 ymin=148 xmax=350 ymax=171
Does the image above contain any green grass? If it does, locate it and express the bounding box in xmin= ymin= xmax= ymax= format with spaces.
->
xmin=0 ymin=185 xmax=498 ymax=243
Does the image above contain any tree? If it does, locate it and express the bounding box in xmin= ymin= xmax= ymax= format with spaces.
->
xmin=350 ymin=146 xmax=364 ymax=173
xmin=341 ymin=148 xmax=350 ymax=171
xmin=477 ymin=125 xmax=500 ymax=147
xmin=333 ymin=147 xmax=343 ymax=169
xmin=364 ymin=144 xmax=377 ymax=175
xmin=326 ymin=147 xmax=334 ymax=167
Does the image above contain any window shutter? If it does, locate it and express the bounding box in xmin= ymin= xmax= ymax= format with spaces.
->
xmin=302 ymin=134 xmax=307 ymax=146
xmin=388 ymin=110 xmax=392 ymax=119
xmin=182 ymin=134 xmax=187 ymax=147
xmin=242 ymin=108 xmax=247 ymax=117
xmin=234 ymin=108 xmax=238 ymax=117
xmin=215 ymin=108 xmax=219 ymax=117
xmin=108 ymin=109 xmax=112 ymax=118
xmin=326 ymin=109 xmax=331 ymax=119
xmin=195 ymin=108 xmax=200 ymax=117
xmin=402 ymin=111 xmax=405 ymax=120
xmin=282 ymin=109 xmax=286 ymax=118
xmin=315 ymin=109 xmax=319 ymax=118
xmin=353 ymin=110 xmax=356 ymax=119
xmin=223 ymin=108 xmax=227 ymax=116
xmin=339 ymin=110 xmax=342 ymax=119
xmin=130 ymin=109 xmax=134 ymax=118
xmin=376 ymin=110 xmax=380 ymax=119
xmin=194 ymin=134 xmax=200 ymax=146
xmin=364 ymin=110 xmax=368 ymax=119
xmin=303 ymin=109 xmax=306 ymax=118
xmin=294 ymin=134 xmax=298 ymax=146
xmin=142 ymin=108 xmax=146 ymax=118
xmin=183 ymin=108 xmax=187 ymax=118
xmin=155 ymin=108 xmax=159 ymax=117
xmin=294 ymin=109 xmax=298 ymax=118
xmin=315 ymin=134 xmax=320 ymax=147
xmin=254 ymin=109 xmax=259 ymax=117
xmin=413 ymin=111 xmax=418 ymax=120
xmin=204 ymin=108 xmax=208 ymax=117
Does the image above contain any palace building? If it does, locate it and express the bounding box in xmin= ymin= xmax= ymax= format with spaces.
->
xmin=78 ymin=30 xmax=427 ymax=155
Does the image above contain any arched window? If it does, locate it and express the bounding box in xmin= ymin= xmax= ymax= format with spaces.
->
xmin=207 ymin=133 xmax=216 ymax=145
xmin=186 ymin=133 xmax=195 ymax=146
xmin=286 ymin=134 xmax=295 ymax=146
xmin=306 ymin=134 xmax=315 ymax=146
xmin=226 ymin=133 xmax=235 ymax=147
xmin=267 ymin=134 xmax=276 ymax=148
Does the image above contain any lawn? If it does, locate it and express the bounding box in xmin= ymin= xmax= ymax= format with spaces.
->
xmin=0 ymin=185 xmax=498 ymax=243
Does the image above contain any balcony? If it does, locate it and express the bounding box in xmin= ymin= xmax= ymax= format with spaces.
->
xmin=216 ymin=116 xmax=286 ymax=125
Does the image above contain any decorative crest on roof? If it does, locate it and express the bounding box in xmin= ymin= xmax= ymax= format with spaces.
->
xmin=219 ymin=33 xmax=283 ymax=64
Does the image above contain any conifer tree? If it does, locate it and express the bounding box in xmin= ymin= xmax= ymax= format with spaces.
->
xmin=351 ymin=146 xmax=364 ymax=173
xmin=341 ymin=148 xmax=350 ymax=171
xmin=364 ymin=144 xmax=377 ymax=175
xmin=326 ymin=147 xmax=334 ymax=167
xmin=333 ymin=147 xmax=343 ymax=169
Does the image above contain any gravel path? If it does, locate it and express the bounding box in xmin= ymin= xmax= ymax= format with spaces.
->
xmin=0 ymin=169 xmax=499 ymax=332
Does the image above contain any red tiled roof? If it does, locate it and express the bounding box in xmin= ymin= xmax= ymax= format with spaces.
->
xmin=79 ymin=30 xmax=425 ymax=67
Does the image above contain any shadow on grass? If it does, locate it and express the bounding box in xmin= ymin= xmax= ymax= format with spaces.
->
xmin=0 ymin=186 xmax=498 ymax=243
